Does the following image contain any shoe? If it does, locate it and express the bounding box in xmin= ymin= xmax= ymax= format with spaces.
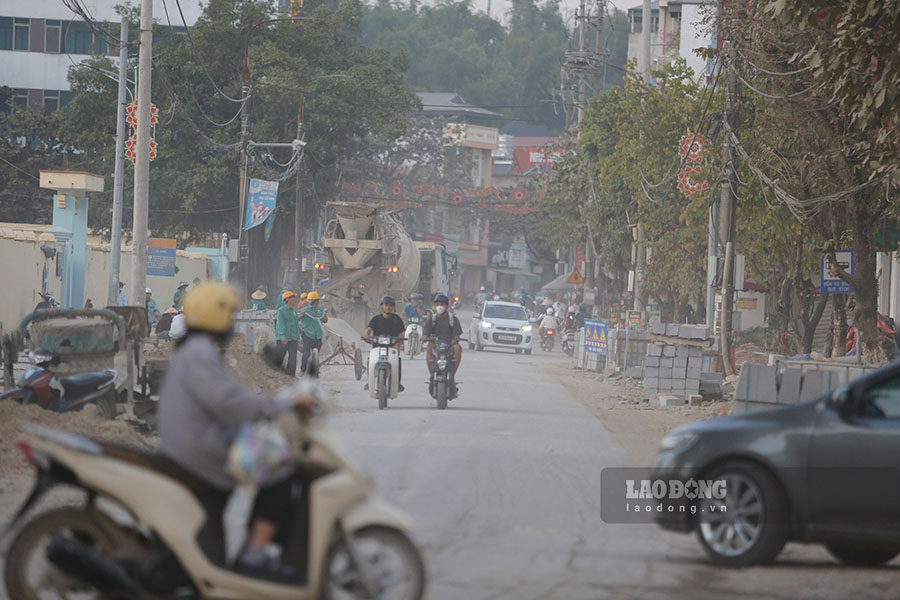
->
xmin=236 ymin=545 xmax=299 ymax=583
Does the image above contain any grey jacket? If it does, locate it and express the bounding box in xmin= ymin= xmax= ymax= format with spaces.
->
xmin=158 ymin=334 xmax=291 ymax=490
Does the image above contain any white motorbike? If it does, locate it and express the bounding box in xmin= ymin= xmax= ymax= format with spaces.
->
xmin=404 ymin=323 xmax=423 ymax=359
xmin=366 ymin=335 xmax=404 ymax=410
xmin=2 ymin=376 xmax=425 ymax=599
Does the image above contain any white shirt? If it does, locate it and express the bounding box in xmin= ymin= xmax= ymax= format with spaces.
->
xmin=169 ymin=314 xmax=187 ymax=340
xmin=540 ymin=314 xmax=559 ymax=329
xmin=117 ymin=290 xmax=128 ymax=306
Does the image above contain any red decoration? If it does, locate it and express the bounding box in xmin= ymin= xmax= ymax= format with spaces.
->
xmin=677 ymin=131 xmax=708 ymax=196
xmin=449 ymin=193 xmax=465 ymax=205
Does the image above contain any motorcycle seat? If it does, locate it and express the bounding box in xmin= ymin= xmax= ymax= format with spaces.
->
xmin=60 ymin=369 xmax=118 ymax=398
xmin=95 ymin=440 xmax=221 ymax=498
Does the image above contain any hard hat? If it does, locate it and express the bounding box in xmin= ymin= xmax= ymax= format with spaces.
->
xmin=433 ymin=293 xmax=449 ymax=304
xmin=282 ymin=290 xmax=297 ymax=301
xmin=183 ymin=282 xmax=240 ymax=334
xmin=145 ymin=288 xmax=152 ymax=294
xmin=480 ymin=286 xmax=485 ymax=291
xmin=380 ymin=295 xmax=395 ymax=305
xmin=307 ymin=291 xmax=321 ymax=301
xmin=300 ymin=292 xmax=308 ymax=299
xmin=177 ymin=281 xmax=189 ymax=289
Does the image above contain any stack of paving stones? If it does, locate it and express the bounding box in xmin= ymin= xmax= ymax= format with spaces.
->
xmin=642 ymin=322 xmax=720 ymax=402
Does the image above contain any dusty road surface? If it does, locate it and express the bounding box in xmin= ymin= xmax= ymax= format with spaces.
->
xmin=2 ymin=324 xmax=899 ymax=599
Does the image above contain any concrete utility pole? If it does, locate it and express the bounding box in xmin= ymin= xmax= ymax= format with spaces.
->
xmin=293 ymin=99 xmax=305 ymax=288
xmin=107 ymin=18 xmax=128 ymax=307
xmin=131 ymin=0 xmax=152 ymax=304
xmin=576 ymin=0 xmax=587 ymax=126
xmin=719 ymin=42 xmax=739 ymax=376
xmin=237 ymin=61 xmax=251 ymax=289
xmin=632 ymin=0 xmax=651 ymax=318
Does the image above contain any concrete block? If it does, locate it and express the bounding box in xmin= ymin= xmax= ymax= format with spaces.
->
xmin=658 ymin=394 xmax=685 ymax=407
xmin=665 ymin=323 xmax=681 ymax=336
xmin=651 ymin=322 xmax=667 ymax=335
xmin=645 ymin=356 xmax=660 ymax=367
xmin=674 ymin=356 xmax=688 ymax=368
xmin=625 ymin=366 xmax=643 ymax=379
xmin=686 ymin=366 xmax=702 ymax=380
xmin=688 ymin=394 xmax=703 ymax=406
xmin=658 ymin=378 xmax=673 ymax=390
xmin=686 ymin=379 xmax=701 ymax=394
xmin=658 ymin=367 xmax=673 ymax=379
xmin=643 ymin=377 xmax=659 ymax=389
xmin=660 ymin=357 xmax=674 ymax=368
xmin=688 ymin=357 xmax=702 ymax=370
xmin=671 ymin=380 xmax=686 ymax=392
xmin=647 ymin=344 xmax=662 ymax=357
xmin=701 ymin=372 xmax=724 ymax=383
xmin=701 ymin=357 xmax=715 ymax=371
xmin=799 ymin=370 xmax=840 ymax=402
xmin=663 ymin=345 xmax=677 ymax=357
xmin=643 ymin=367 xmax=660 ymax=379
xmin=689 ymin=347 xmax=703 ymax=358
xmin=777 ymin=368 xmax=803 ymax=405
xmin=681 ymin=325 xmax=709 ymax=340
xmin=675 ymin=345 xmax=691 ymax=357
xmin=735 ymin=364 xmax=777 ymax=403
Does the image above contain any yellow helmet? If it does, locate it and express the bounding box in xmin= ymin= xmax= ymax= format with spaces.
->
xmin=183 ymin=282 xmax=240 ymax=333
xmin=300 ymin=292 xmax=308 ymax=299
xmin=281 ymin=290 xmax=297 ymax=302
xmin=307 ymin=291 xmax=321 ymax=301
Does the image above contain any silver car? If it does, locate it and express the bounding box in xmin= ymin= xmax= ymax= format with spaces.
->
xmin=469 ymin=301 xmax=533 ymax=354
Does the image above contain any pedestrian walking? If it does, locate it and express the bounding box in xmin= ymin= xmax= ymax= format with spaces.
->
xmin=299 ymin=291 xmax=327 ymax=373
xmin=275 ymin=291 xmax=300 ymax=376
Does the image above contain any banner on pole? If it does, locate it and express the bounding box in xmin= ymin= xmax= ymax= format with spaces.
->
xmin=244 ymin=179 xmax=279 ymax=231
xmin=147 ymin=237 xmax=176 ymax=277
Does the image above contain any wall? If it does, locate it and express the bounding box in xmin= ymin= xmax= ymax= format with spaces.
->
xmin=678 ymin=3 xmax=712 ymax=80
xmin=734 ymin=291 xmax=766 ymax=332
xmin=0 ymin=230 xmax=209 ymax=333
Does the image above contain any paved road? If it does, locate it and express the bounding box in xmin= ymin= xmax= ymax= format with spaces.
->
xmin=321 ymin=317 xmax=900 ymax=600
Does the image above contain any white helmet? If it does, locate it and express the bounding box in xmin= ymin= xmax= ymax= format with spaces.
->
xmin=546 ymin=307 xmax=553 ymax=315
xmin=480 ymin=286 xmax=485 ymax=291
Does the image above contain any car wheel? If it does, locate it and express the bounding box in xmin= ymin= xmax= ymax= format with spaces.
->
xmin=468 ymin=340 xmax=475 ymax=350
xmin=524 ymin=348 xmax=532 ymax=355
xmin=515 ymin=348 xmax=522 ymax=354
xmin=694 ymin=461 xmax=788 ymax=566
xmin=826 ymin=544 xmax=900 ymax=566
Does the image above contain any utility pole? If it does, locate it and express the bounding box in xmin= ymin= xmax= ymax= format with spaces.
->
xmin=107 ymin=18 xmax=128 ymax=307
xmin=130 ymin=0 xmax=152 ymax=305
xmin=293 ymin=98 xmax=305 ymax=288
xmin=632 ymin=0 xmax=651 ymax=318
xmin=237 ymin=58 xmax=251 ymax=291
xmin=719 ymin=41 xmax=739 ymax=376
xmin=576 ymin=0 xmax=587 ymax=126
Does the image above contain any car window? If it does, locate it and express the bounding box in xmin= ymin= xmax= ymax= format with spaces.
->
xmin=861 ymin=378 xmax=900 ymax=419
xmin=484 ymin=305 xmax=526 ymax=320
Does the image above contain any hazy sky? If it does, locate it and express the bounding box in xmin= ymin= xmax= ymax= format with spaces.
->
xmin=467 ymin=0 xmax=636 ymax=25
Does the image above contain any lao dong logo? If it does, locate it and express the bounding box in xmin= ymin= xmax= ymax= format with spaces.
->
xmin=626 ymin=478 xmax=727 ymax=500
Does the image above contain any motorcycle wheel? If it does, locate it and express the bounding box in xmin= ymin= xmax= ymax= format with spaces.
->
xmin=353 ymin=348 xmax=363 ymax=381
xmin=321 ymin=526 xmax=425 ymax=600
xmin=377 ymin=370 xmax=388 ymax=410
xmin=5 ymin=508 xmax=119 ymax=600
xmin=95 ymin=390 xmax=118 ymax=420
xmin=409 ymin=334 xmax=418 ymax=360
xmin=435 ymin=380 xmax=448 ymax=410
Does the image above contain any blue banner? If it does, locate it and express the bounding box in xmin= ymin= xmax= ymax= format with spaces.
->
xmin=584 ymin=319 xmax=608 ymax=355
xmin=147 ymin=238 xmax=176 ymax=277
xmin=244 ymin=179 xmax=279 ymax=231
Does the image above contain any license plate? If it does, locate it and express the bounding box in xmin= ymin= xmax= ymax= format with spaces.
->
xmin=497 ymin=334 xmax=518 ymax=341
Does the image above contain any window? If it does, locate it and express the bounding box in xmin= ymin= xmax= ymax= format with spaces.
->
xmin=60 ymin=90 xmax=74 ymax=108
xmin=631 ymin=14 xmax=642 ymax=34
xmin=862 ymin=379 xmax=900 ymax=419
xmin=484 ymin=305 xmax=527 ymax=321
xmin=0 ymin=17 xmax=11 ymax=50
xmin=45 ymin=20 xmax=62 ymax=53
xmin=12 ymin=88 xmax=28 ymax=109
xmin=14 ymin=18 xmax=29 ymax=50
xmin=43 ymin=90 xmax=60 ymax=112
xmin=63 ymin=20 xmax=108 ymax=55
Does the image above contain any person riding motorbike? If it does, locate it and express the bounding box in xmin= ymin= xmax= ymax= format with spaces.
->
xmin=539 ymin=307 xmax=559 ymax=340
xmin=475 ymin=286 xmax=488 ymax=308
xmin=423 ymin=293 xmax=463 ymax=394
xmin=575 ymin=303 xmax=591 ymax=329
xmin=158 ymin=282 xmax=316 ymax=578
xmin=403 ymin=293 xmax=427 ymax=324
xmin=364 ymin=295 xmax=406 ymax=391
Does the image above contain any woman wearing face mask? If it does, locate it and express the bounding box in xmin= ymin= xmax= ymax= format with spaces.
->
xmin=423 ymin=293 xmax=464 ymax=390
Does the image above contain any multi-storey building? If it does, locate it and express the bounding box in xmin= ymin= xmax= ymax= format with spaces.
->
xmin=625 ymin=0 xmax=714 ymax=80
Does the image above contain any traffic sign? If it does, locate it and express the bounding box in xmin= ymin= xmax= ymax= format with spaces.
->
xmin=584 ymin=319 xmax=607 ymax=355
xmin=567 ymin=268 xmax=584 ymax=285
xmin=821 ymin=250 xmax=853 ymax=294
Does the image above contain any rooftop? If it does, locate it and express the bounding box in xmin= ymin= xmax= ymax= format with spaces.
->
xmin=416 ymin=93 xmax=503 ymax=120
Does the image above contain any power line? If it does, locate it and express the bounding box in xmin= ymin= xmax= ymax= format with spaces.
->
xmin=0 ymin=154 xmax=40 ymax=181
xmin=60 ymin=0 xmax=131 ymax=48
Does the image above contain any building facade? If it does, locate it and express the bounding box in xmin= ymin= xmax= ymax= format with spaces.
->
xmin=0 ymin=0 xmax=203 ymax=111
xmin=625 ymin=0 xmax=714 ymax=80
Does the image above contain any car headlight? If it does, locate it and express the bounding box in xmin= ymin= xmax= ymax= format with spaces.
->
xmin=521 ymin=324 xmax=532 ymax=332
xmin=482 ymin=321 xmax=494 ymax=328
xmin=659 ymin=430 xmax=697 ymax=451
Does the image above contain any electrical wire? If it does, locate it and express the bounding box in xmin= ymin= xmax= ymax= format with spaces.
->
xmin=60 ymin=0 xmax=131 ymax=48
xmin=0 ymin=154 xmax=40 ymax=181
xmin=728 ymin=59 xmax=822 ymax=100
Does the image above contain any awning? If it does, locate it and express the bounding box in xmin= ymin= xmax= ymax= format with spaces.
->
xmin=487 ymin=267 xmax=540 ymax=280
xmin=539 ymin=270 xmax=581 ymax=292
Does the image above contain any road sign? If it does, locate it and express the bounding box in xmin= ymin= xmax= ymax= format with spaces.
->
xmin=567 ymin=268 xmax=584 ymax=285
xmin=584 ymin=319 xmax=607 ymax=355
xmin=821 ymin=250 xmax=854 ymax=294
xmin=147 ymin=237 xmax=176 ymax=277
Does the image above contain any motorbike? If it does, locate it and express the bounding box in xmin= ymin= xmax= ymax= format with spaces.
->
xmin=540 ymin=328 xmax=556 ymax=352
xmin=0 ymin=348 xmax=118 ymax=419
xmin=561 ymin=326 xmax=576 ymax=356
xmin=365 ymin=335 xmax=404 ymax=410
xmin=425 ymin=337 xmax=460 ymax=410
xmin=34 ymin=292 xmax=58 ymax=311
xmin=404 ymin=322 xmax=423 ymax=359
xmin=2 ymin=358 xmax=426 ymax=600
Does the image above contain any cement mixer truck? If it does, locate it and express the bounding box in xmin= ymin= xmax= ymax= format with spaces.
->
xmin=318 ymin=202 xmax=434 ymax=333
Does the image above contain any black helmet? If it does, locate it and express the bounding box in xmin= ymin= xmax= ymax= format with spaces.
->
xmin=433 ymin=293 xmax=450 ymax=304
xmin=380 ymin=295 xmax=395 ymax=305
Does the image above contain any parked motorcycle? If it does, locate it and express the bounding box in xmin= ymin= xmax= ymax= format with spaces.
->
xmin=34 ymin=292 xmax=58 ymax=311
xmin=540 ymin=328 xmax=556 ymax=352
xmin=425 ymin=337 xmax=460 ymax=410
xmin=2 ymin=362 xmax=426 ymax=600
xmin=365 ymin=335 xmax=404 ymax=410
xmin=0 ymin=348 xmax=118 ymax=419
xmin=404 ymin=322 xmax=423 ymax=359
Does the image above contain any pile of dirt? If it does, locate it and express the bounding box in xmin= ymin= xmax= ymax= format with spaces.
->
xmin=0 ymin=401 xmax=155 ymax=476
xmin=735 ymin=342 xmax=771 ymax=367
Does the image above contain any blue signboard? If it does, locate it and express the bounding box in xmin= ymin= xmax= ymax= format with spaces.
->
xmin=147 ymin=238 xmax=176 ymax=277
xmin=821 ymin=250 xmax=854 ymax=294
xmin=584 ymin=319 xmax=608 ymax=355
xmin=244 ymin=178 xmax=279 ymax=231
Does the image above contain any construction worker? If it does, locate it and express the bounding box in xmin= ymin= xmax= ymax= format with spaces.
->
xmin=298 ymin=291 xmax=327 ymax=374
xmin=275 ymin=291 xmax=300 ymax=376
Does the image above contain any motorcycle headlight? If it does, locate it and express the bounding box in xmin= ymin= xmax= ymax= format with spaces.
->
xmin=482 ymin=321 xmax=494 ymax=329
xmin=521 ymin=325 xmax=532 ymax=332
xmin=659 ymin=430 xmax=697 ymax=452
xmin=437 ymin=359 xmax=448 ymax=370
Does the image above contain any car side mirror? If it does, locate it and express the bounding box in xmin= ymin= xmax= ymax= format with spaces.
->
xmin=828 ymin=384 xmax=856 ymax=417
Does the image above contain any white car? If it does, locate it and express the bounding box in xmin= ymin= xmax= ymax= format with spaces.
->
xmin=469 ymin=301 xmax=533 ymax=354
